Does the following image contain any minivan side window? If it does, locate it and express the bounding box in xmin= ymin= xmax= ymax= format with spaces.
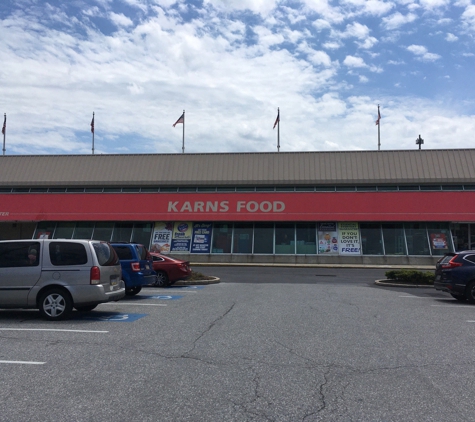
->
xmin=49 ymin=242 xmax=88 ymax=266
xmin=93 ymin=243 xmax=120 ymax=266
xmin=0 ymin=242 xmax=40 ymax=267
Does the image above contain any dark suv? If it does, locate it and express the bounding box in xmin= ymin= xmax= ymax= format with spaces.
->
xmin=434 ymin=251 xmax=475 ymax=303
xmin=111 ymin=242 xmax=156 ymax=296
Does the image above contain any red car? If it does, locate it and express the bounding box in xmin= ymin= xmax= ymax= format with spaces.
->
xmin=150 ymin=252 xmax=192 ymax=287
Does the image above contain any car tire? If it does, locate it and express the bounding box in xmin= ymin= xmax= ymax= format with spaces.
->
xmin=38 ymin=288 xmax=73 ymax=321
xmin=75 ymin=305 xmax=98 ymax=312
xmin=465 ymin=281 xmax=475 ymax=304
xmin=450 ymin=293 xmax=466 ymax=302
xmin=125 ymin=286 xmax=142 ymax=296
xmin=154 ymin=271 xmax=170 ymax=287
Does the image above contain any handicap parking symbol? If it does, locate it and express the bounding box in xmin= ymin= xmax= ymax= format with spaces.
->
xmin=149 ymin=295 xmax=183 ymax=300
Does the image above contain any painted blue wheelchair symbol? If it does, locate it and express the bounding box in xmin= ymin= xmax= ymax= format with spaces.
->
xmin=81 ymin=313 xmax=147 ymax=322
xmin=149 ymin=295 xmax=183 ymax=300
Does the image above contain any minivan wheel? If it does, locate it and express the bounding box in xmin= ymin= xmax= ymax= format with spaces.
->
xmin=38 ymin=288 xmax=73 ymax=321
xmin=75 ymin=305 xmax=98 ymax=312
xmin=125 ymin=286 xmax=142 ymax=296
xmin=465 ymin=281 xmax=475 ymax=304
xmin=154 ymin=271 xmax=170 ymax=287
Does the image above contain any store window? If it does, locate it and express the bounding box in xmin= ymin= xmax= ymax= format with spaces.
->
xmin=382 ymin=223 xmax=407 ymax=255
xmin=275 ymin=223 xmax=295 ymax=254
xmin=427 ymin=223 xmax=454 ymax=256
xmin=405 ymin=223 xmax=430 ymax=255
xmin=93 ymin=222 xmax=114 ymax=241
xmin=112 ymin=223 xmax=133 ymax=242
xmin=131 ymin=223 xmax=153 ymax=247
xmin=73 ymin=222 xmax=94 ymax=239
xmin=296 ymin=223 xmax=316 ymax=254
xmin=212 ymin=224 xmax=232 ymax=253
xmin=360 ymin=223 xmax=383 ymax=255
xmin=34 ymin=222 xmax=56 ymax=239
xmin=53 ymin=222 xmax=75 ymax=239
xmin=233 ymin=223 xmax=253 ymax=253
xmin=254 ymin=223 xmax=274 ymax=254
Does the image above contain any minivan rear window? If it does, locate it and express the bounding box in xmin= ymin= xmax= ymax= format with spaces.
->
xmin=0 ymin=242 xmax=40 ymax=267
xmin=93 ymin=242 xmax=119 ymax=266
xmin=49 ymin=242 xmax=88 ymax=266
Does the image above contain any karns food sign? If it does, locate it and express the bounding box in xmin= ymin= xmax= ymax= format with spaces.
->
xmin=167 ymin=200 xmax=285 ymax=213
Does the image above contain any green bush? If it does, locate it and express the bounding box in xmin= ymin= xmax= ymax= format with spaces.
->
xmin=385 ymin=269 xmax=435 ymax=285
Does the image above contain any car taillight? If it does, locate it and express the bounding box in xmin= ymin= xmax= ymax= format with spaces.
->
xmin=131 ymin=262 xmax=141 ymax=272
xmin=441 ymin=257 xmax=463 ymax=269
xmin=90 ymin=266 xmax=101 ymax=284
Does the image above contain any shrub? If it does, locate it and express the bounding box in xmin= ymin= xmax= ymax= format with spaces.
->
xmin=385 ymin=269 xmax=435 ymax=285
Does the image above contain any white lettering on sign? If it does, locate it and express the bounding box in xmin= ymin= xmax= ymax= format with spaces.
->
xmin=0 ymin=212 xmax=9 ymax=216
xmin=167 ymin=201 xmax=285 ymax=213
xmin=168 ymin=201 xmax=230 ymax=213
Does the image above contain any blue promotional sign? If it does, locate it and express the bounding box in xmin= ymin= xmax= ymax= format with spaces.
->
xmin=79 ymin=313 xmax=148 ymax=322
xmin=170 ymin=238 xmax=191 ymax=252
xmin=190 ymin=223 xmax=213 ymax=254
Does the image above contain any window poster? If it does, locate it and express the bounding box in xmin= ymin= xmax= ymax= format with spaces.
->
xmin=338 ymin=222 xmax=361 ymax=255
xmin=151 ymin=222 xmax=173 ymax=254
xmin=170 ymin=222 xmax=193 ymax=253
xmin=317 ymin=222 xmax=339 ymax=254
xmin=191 ymin=223 xmax=213 ymax=254
xmin=430 ymin=233 xmax=448 ymax=250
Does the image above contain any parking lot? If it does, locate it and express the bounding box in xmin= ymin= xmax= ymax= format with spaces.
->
xmin=1 ymin=267 xmax=475 ymax=421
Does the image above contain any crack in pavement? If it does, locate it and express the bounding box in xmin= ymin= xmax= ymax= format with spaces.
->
xmin=182 ymin=302 xmax=236 ymax=358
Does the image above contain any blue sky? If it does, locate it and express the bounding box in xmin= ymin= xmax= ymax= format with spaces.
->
xmin=0 ymin=0 xmax=474 ymax=155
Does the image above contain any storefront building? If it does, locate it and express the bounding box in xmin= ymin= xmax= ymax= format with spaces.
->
xmin=1 ymin=150 xmax=475 ymax=266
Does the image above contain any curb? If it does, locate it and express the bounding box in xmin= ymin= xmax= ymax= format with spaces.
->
xmin=374 ymin=279 xmax=434 ymax=288
xmin=174 ymin=276 xmax=221 ymax=286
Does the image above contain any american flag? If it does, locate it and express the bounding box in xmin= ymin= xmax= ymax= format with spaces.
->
xmin=173 ymin=112 xmax=184 ymax=127
xmin=375 ymin=106 xmax=381 ymax=126
xmin=90 ymin=114 xmax=94 ymax=133
xmin=273 ymin=109 xmax=280 ymax=129
xmin=1 ymin=114 xmax=5 ymax=135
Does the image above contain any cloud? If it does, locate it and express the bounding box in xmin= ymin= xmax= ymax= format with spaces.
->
xmin=109 ymin=12 xmax=134 ymax=27
xmin=445 ymin=33 xmax=458 ymax=41
xmin=407 ymin=44 xmax=441 ymax=61
xmin=382 ymin=12 xmax=418 ymax=30
xmin=461 ymin=4 xmax=475 ymax=29
xmin=343 ymin=55 xmax=367 ymax=68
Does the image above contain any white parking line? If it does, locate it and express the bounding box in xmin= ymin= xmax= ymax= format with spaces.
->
xmin=399 ymin=295 xmax=434 ymax=298
xmin=0 ymin=328 xmax=109 ymax=333
xmin=0 ymin=360 xmax=45 ymax=365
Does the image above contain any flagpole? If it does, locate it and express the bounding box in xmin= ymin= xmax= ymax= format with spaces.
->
xmin=377 ymin=105 xmax=380 ymax=151
xmin=277 ymin=108 xmax=280 ymax=152
xmin=2 ymin=113 xmax=5 ymax=156
xmin=91 ymin=112 xmax=95 ymax=155
xmin=182 ymin=110 xmax=185 ymax=154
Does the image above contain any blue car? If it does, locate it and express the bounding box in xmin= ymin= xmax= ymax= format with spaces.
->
xmin=111 ymin=242 xmax=157 ymax=296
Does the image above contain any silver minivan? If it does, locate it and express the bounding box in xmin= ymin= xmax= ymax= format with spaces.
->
xmin=0 ymin=239 xmax=125 ymax=320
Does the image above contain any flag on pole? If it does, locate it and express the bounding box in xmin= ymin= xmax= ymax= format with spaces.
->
xmin=273 ymin=109 xmax=280 ymax=129
xmin=1 ymin=114 xmax=5 ymax=135
xmin=375 ymin=106 xmax=381 ymax=126
xmin=90 ymin=114 xmax=95 ymax=133
xmin=173 ymin=112 xmax=184 ymax=127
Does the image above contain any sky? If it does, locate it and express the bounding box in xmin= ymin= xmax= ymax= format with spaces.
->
xmin=0 ymin=0 xmax=474 ymax=155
